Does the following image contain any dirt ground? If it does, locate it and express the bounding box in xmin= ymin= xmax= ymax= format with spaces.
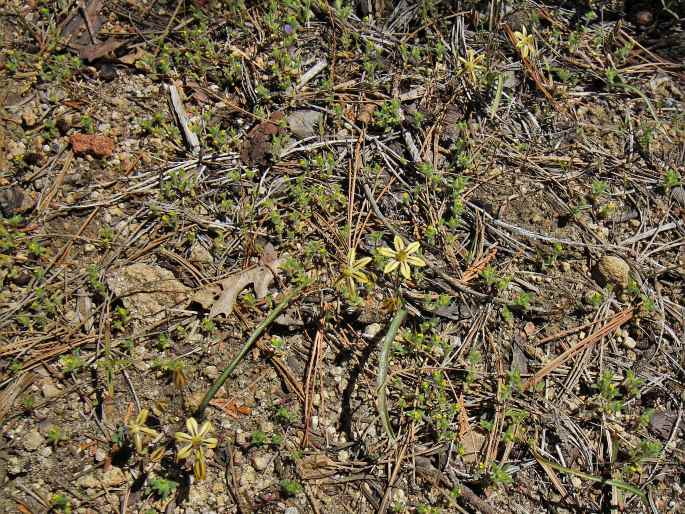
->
xmin=0 ymin=1 xmax=684 ymax=513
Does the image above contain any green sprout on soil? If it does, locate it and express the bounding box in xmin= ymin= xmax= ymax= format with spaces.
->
xmin=626 ymin=439 xmax=663 ymax=475
xmin=251 ymin=430 xmax=268 ymax=447
xmin=663 ymin=168 xmax=681 ymax=191
xmin=155 ymin=358 xmax=188 ymax=389
xmin=374 ymin=99 xmax=401 ymax=131
xmin=512 ymin=292 xmax=533 ymax=311
xmin=47 ymin=426 xmax=65 ymax=446
xmin=596 ymin=370 xmax=623 ymax=414
xmin=276 ymin=406 xmax=298 ymax=425
xmin=280 ymin=479 xmax=303 ymax=497
xmin=112 ymin=307 xmax=131 ymax=331
xmin=378 ymin=236 xmax=426 ymax=280
xmin=490 ymin=462 xmax=513 ymax=486
xmin=590 ymin=179 xmax=609 ymax=199
xmin=175 ymin=418 xmax=218 ymax=481
xmin=60 ymin=350 xmax=84 ymax=374
xmin=49 ymin=493 xmax=71 ymax=513
xmin=149 ymin=477 xmax=178 ymax=499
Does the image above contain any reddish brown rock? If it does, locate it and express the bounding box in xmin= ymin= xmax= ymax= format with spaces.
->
xmin=69 ymin=133 xmax=114 ymax=158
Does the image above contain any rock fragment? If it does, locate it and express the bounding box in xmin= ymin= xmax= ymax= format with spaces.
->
xmin=596 ymin=255 xmax=631 ymax=288
xmin=70 ymin=133 xmax=114 ymax=158
xmin=106 ymin=263 xmax=189 ymax=324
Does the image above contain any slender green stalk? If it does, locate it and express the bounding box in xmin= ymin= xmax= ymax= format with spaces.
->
xmin=377 ymin=308 xmax=407 ymax=442
xmin=535 ymin=451 xmax=647 ymax=504
xmin=195 ymin=285 xmax=305 ymax=419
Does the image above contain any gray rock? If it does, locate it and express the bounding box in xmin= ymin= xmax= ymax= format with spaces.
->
xmin=622 ymin=335 xmax=637 ymax=349
xmin=596 ymin=255 xmax=631 ymax=288
xmin=23 ymin=429 xmax=45 ymax=451
xmin=251 ymin=453 xmax=270 ymax=471
xmin=190 ymin=243 xmax=213 ymax=264
xmin=239 ymin=465 xmax=257 ymax=487
xmin=77 ymin=473 xmax=100 ymax=489
xmin=41 ymin=382 xmax=61 ymax=399
xmin=102 ymin=466 xmax=126 ymax=487
xmin=287 ymin=110 xmax=323 ymax=139
xmin=0 ymin=186 xmax=34 ymax=217
xmin=364 ymin=323 xmax=382 ymax=339
xmin=95 ymin=447 xmax=107 ymax=462
xmin=204 ymin=365 xmax=219 ymax=380
xmin=649 ymin=411 xmax=679 ymax=439
xmin=106 ymin=263 xmax=189 ymax=324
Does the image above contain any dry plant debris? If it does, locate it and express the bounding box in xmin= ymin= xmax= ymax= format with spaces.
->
xmin=0 ymin=1 xmax=684 ymax=513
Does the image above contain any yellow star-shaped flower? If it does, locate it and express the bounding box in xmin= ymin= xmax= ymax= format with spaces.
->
xmin=127 ymin=409 xmax=159 ymax=454
xmin=458 ymin=48 xmax=485 ymax=84
xmin=513 ymin=26 xmax=536 ymax=59
xmin=377 ymin=235 xmax=426 ymax=279
xmin=339 ymin=248 xmax=372 ymax=293
xmin=175 ymin=417 xmax=218 ymax=480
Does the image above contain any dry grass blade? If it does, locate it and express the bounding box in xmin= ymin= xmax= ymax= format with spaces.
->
xmin=0 ymin=373 xmax=33 ymax=425
xmin=531 ymin=446 xmax=647 ymax=504
xmin=524 ymin=306 xmax=634 ymax=390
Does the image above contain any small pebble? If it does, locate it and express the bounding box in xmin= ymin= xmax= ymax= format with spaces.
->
xmin=364 ymin=323 xmax=382 ymax=338
xmin=597 ymin=255 xmax=631 ymax=288
xmin=239 ymin=465 xmax=257 ymax=487
xmin=235 ymin=431 xmax=250 ymax=446
xmin=41 ymin=382 xmax=61 ymax=399
xmin=623 ymin=336 xmax=637 ymax=349
xmin=251 ymin=454 xmax=270 ymax=471
xmin=23 ymin=429 xmax=45 ymax=452
xmin=95 ymin=447 xmax=107 ymax=462
xmin=204 ymin=365 xmax=219 ymax=380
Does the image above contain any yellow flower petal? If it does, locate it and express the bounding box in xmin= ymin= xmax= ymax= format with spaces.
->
xmin=133 ymin=433 xmax=143 ymax=453
xmin=400 ymin=262 xmax=411 ymax=279
xmin=141 ymin=426 xmax=159 ymax=437
xmin=406 ymin=255 xmax=426 ymax=267
xmin=177 ymin=443 xmax=193 ymax=460
xmin=136 ymin=409 xmax=149 ymax=424
xmin=384 ymin=260 xmax=400 ymax=274
xmin=203 ymin=437 xmax=218 ymax=449
xmin=393 ymin=235 xmax=405 ymax=251
xmin=352 ymin=270 xmax=369 ymax=284
xmin=198 ymin=421 xmax=213 ymax=438
xmin=194 ymin=456 xmax=206 ymax=480
xmin=405 ymin=241 xmax=420 ymax=255
xmin=175 ymin=431 xmax=193 ymax=444
xmin=186 ymin=417 xmax=199 ymax=436
xmin=354 ymin=256 xmax=372 ymax=269
xmin=377 ymin=247 xmax=395 ymax=258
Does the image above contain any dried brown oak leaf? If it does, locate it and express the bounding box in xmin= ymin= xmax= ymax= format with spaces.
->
xmin=240 ymin=112 xmax=284 ymax=166
xmin=193 ymin=244 xmax=283 ymax=318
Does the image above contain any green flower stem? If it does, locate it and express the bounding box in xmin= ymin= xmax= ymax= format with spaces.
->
xmin=377 ymin=307 xmax=407 ymax=442
xmin=195 ymin=285 xmax=305 ymax=419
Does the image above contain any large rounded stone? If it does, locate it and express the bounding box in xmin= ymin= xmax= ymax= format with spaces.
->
xmin=597 ymin=255 xmax=631 ymax=288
